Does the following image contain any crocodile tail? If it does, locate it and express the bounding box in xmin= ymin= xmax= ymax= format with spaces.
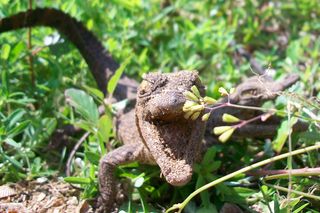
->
xmin=0 ymin=8 xmax=138 ymax=100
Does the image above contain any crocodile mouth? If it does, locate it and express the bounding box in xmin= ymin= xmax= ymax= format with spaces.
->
xmin=144 ymin=91 xmax=186 ymax=122
xmin=138 ymin=118 xmax=205 ymax=186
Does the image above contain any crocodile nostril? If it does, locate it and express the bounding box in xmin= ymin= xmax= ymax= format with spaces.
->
xmin=169 ymin=96 xmax=178 ymax=104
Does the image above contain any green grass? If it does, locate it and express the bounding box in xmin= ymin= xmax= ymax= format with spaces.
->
xmin=1 ymin=0 xmax=320 ymax=212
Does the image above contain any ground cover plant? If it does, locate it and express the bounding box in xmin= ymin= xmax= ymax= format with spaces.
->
xmin=0 ymin=0 xmax=320 ymax=212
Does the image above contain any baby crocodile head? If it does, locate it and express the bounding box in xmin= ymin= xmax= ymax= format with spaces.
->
xmin=136 ymin=71 xmax=206 ymax=186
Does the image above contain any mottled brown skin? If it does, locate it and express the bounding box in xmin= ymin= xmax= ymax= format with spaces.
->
xmin=97 ymin=71 xmax=206 ymax=212
xmin=205 ymin=74 xmax=306 ymax=141
xmin=228 ymin=74 xmax=300 ymax=106
xmin=0 ymin=8 xmax=306 ymax=213
xmin=136 ymin=71 xmax=206 ymax=186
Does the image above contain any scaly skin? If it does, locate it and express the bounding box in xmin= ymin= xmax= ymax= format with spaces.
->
xmin=205 ymin=74 xmax=306 ymax=141
xmin=135 ymin=71 xmax=206 ymax=186
xmin=97 ymin=71 xmax=206 ymax=212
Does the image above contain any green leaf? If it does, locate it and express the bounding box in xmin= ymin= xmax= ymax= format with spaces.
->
xmin=273 ymin=194 xmax=280 ymax=212
xmin=7 ymin=120 xmax=30 ymax=138
xmin=286 ymin=40 xmax=301 ymax=63
xmin=110 ymin=0 xmax=141 ymax=11
xmin=1 ymin=69 xmax=8 ymax=97
xmin=75 ymin=121 xmax=95 ymax=133
xmin=233 ymin=187 xmax=257 ymax=197
xmin=89 ymin=165 xmax=96 ymax=179
xmin=98 ymin=114 xmax=112 ymax=155
xmin=11 ymin=41 xmax=25 ymax=61
xmin=196 ymin=175 xmax=210 ymax=207
xmin=134 ymin=177 xmax=144 ymax=188
xmin=42 ymin=118 xmax=58 ymax=136
xmin=205 ymin=161 xmax=221 ymax=173
xmin=286 ymin=197 xmax=301 ymax=208
xmin=261 ymin=185 xmax=268 ymax=195
xmin=112 ymin=99 xmax=129 ymax=112
xmin=293 ymin=203 xmax=309 ymax=213
xmin=65 ymin=88 xmax=99 ymax=125
xmin=0 ymin=0 xmax=9 ymax=5
xmin=1 ymin=44 xmax=11 ymax=60
xmin=83 ymin=85 xmax=104 ymax=102
xmin=64 ymin=176 xmax=91 ymax=184
xmin=85 ymin=151 xmax=100 ymax=166
xmin=5 ymin=109 xmax=26 ymax=129
xmin=86 ymin=19 xmax=94 ymax=30
xmin=137 ymin=187 xmax=149 ymax=213
xmin=3 ymin=154 xmax=23 ymax=169
xmin=107 ymin=56 xmax=131 ymax=96
xmin=196 ymin=203 xmax=218 ymax=213
xmin=196 ymin=175 xmax=205 ymax=189
xmin=98 ymin=114 xmax=112 ymax=143
xmin=272 ymin=117 xmax=298 ymax=153
xmin=202 ymin=147 xmax=217 ymax=165
xmin=4 ymin=138 xmax=21 ymax=148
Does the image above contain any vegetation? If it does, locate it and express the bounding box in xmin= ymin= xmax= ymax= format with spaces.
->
xmin=1 ymin=0 xmax=320 ymax=212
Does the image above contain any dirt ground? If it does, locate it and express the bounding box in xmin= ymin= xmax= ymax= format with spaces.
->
xmin=0 ymin=178 xmax=93 ymax=213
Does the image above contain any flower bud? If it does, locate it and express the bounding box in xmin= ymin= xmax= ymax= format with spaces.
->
xmin=203 ymin=96 xmax=217 ymax=105
xmin=218 ymin=128 xmax=235 ymax=143
xmin=213 ymin=126 xmax=232 ymax=135
xmin=183 ymin=100 xmax=197 ymax=112
xmin=184 ymin=111 xmax=193 ymax=119
xmin=189 ymin=105 xmax=205 ymax=112
xmin=191 ymin=112 xmax=201 ymax=120
xmin=201 ymin=113 xmax=210 ymax=121
xmin=222 ymin=113 xmax=240 ymax=123
xmin=191 ymin=85 xmax=201 ymax=98
xmin=183 ymin=91 xmax=199 ymax=101
xmin=218 ymin=87 xmax=229 ymax=96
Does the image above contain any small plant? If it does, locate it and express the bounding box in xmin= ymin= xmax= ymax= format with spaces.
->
xmin=182 ymin=85 xmax=217 ymax=121
xmin=178 ymin=83 xmax=320 ymax=213
xmin=183 ymin=85 xmax=277 ymax=143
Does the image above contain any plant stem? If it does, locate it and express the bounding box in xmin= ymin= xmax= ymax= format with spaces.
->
xmin=204 ymin=103 xmax=227 ymax=112
xmin=264 ymin=183 xmax=320 ymax=201
xmin=226 ymin=103 xmax=320 ymax=123
xmin=286 ymin=100 xmax=293 ymax=211
xmin=28 ymin=0 xmax=35 ymax=88
xmin=165 ymin=143 xmax=320 ymax=213
xmin=235 ymin=112 xmax=270 ymax=129
xmin=247 ymin=167 xmax=320 ymax=180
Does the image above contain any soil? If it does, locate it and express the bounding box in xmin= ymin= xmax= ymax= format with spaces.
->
xmin=0 ymin=178 xmax=93 ymax=213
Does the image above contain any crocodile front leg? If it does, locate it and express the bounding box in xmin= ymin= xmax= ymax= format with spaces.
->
xmin=96 ymin=143 xmax=150 ymax=212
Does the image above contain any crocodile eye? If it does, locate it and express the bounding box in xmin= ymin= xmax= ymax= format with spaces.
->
xmin=250 ymin=89 xmax=257 ymax=95
xmin=139 ymin=89 xmax=147 ymax=96
xmin=242 ymin=89 xmax=257 ymax=97
xmin=138 ymin=80 xmax=151 ymax=97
